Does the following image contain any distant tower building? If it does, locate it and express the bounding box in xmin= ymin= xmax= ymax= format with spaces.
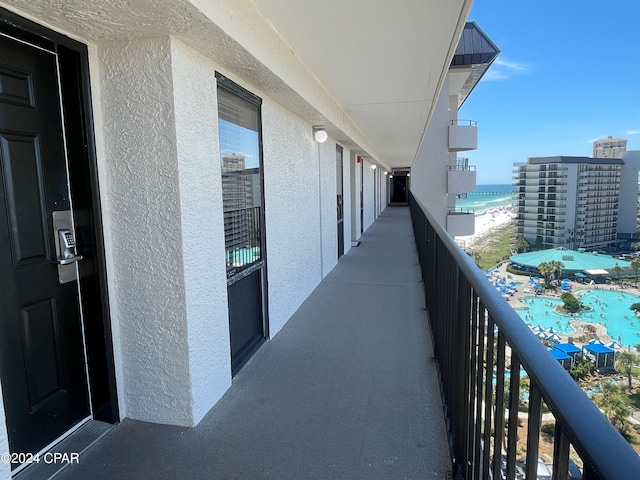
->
xmin=513 ymin=156 xmax=638 ymax=250
xmin=222 ymin=154 xmax=260 ymax=251
xmin=593 ymin=136 xmax=627 ymax=158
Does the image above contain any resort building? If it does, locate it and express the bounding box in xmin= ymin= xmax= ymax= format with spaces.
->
xmin=412 ymin=21 xmax=499 ymax=236
xmin=514 ymin=154 xmax=640 ymax=250
xmin=593 ymin=136 xmax=627 ymax=158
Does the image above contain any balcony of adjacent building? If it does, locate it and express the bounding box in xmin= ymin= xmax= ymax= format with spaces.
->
xmin=447 ymin=207 xmax=476 ymax=236
xmin=448 ymin=119 xmax=478 ymax=152
xmin=448 ymin=158 xmax=477 ymax=194
xmin=42 ymin=201 xmax=640 ymax=480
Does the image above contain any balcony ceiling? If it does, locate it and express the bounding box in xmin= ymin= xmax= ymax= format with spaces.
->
xmin=249 ymin=0 xmax=472 ymax=168
xmin=2 ymin=0 xmax=472 ymax=169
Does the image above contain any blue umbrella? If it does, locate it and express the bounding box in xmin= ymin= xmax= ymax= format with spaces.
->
xmin=533 ymin=284 xmax=542 ymax=290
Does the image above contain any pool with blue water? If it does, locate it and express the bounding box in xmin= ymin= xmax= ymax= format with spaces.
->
xmin=514 ymin=289 xmax=640 ymax=347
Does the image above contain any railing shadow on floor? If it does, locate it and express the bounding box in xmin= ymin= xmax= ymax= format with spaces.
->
xmin=409 ymin=192 xmax=640 ymax=480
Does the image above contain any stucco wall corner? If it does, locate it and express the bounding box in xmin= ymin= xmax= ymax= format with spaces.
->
xmin=99 ymin=36 xmax=192 ymax=426
xmin=170 ymin=39 xmax=232 ymax=424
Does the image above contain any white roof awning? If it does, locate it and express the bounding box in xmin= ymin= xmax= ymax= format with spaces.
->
xmin=584 ymin=269 xmax=609 ymax=275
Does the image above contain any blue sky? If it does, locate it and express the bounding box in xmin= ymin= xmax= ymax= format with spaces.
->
xmin=459 ymin=0 xmax=640 ymax=185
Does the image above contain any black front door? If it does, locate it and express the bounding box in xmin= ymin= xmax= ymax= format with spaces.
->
xmin=0 ymin=34 xmax=90 ymax=458
xmin=336 ymin=145 xmax=344 ymax=258
xmin=392 ymin=175 xmax=408 ymax=203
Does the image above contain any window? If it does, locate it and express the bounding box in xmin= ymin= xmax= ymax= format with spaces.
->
xmin=216 ymin=74 xmax=265 ymax=280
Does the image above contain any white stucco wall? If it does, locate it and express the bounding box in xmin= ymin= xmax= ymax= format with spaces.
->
xmin=98 ymin=37 xmax=193 ymax=426
xmin=411 ymin=75 xmax=452 ymax=226
xmin=341 ymin=146 xmax=352 ymax=255
xmin=319 ymin=139 xmax=339 ymax=276
xmin=261 ymin=101 xmax=323 ymax=335
xmin=362 ymin=160 xmax=376 ymax=231
xmin=349 ymin=153 xmax=361 ymax=240
xmin=171 ymin=40 xmax=232 ymax=423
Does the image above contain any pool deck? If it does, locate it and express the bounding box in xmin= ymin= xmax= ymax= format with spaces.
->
xmin=492 ymin=262 xmax=640 ymax=345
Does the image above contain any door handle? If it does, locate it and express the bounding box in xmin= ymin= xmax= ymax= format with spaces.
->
xmin=57 ymin=228 xmax=83 ymax=265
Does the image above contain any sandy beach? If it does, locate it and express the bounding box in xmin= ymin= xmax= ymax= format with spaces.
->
xmin=455 ymin=205 xmax=516 ymax=249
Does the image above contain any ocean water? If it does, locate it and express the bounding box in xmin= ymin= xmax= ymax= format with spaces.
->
xmin=456 ymin=184 xmax=516 ymax=214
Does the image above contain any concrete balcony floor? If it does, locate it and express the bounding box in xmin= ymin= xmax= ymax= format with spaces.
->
xmin=55 ymin=206 xmax=451 ymax=480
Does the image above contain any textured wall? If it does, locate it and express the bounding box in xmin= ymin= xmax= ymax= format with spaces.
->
xmin=261 ymin=102 xmax=323 ymax=335
xmin=170 ymin=40 xmax=231 ymax=424
xmin=319 ymin=139 xmax=339 ymax=277
xmin=99 ymin=37 xmax=192 ymax=426
xmin=362 ymin=159 xmax=375 ymax=231
xmin=411 ymin=75 xmax=451 ymax=227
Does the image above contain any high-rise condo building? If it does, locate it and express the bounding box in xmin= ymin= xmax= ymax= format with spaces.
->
xmin=514 ymin=154 xmax=639 ymax=250
xmin=593 ymin=135 xmax=627 ymax=158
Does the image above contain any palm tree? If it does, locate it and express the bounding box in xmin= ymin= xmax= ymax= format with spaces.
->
xmin=631 ymin=258 xmax=640 ymax=286
xmin=515 ymin=235 xmax=529 ymax=253
xmin=537 ymin=262 xmax=555 ymax=289
xmin=615 ymin=351 xmax=638 ymax=391
xmin=550 ymin=260 xmax=565 ymax=282
xmin=612 ymin=262 xmax=623 ymax=284
xmin=593 ymin=382 xmax=631 ymax=435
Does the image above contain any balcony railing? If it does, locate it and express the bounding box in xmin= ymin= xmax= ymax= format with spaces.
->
xmin=409 ymin=192 xmax=640 ymax=480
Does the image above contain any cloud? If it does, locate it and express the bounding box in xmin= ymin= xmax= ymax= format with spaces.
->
xmin=625 ymin=129 xmax=640 ymax=135
xmin=483 ymin=58 xmax=532 ymax=81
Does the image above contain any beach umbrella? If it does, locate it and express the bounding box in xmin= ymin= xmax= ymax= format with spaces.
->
xmin=545 ymin=327 xmax=559 ymax=335
xmin=548 ymin=333 xmax=561 ymax=343
xmin=588 ymin=338 xmax=604 ymax=345
xmin=530 ymin=325 xmax=543 ymax=334
xmin=536 ymin=331 xmax=549 ymax=339
xmin=576 ymin=272 xmax=586 ymax=278
xmin=533 ymin=284 xmax=543 ymax=290
xmin=607 ymin=341 xmax=623 ymax=350
xmin=562 ymin=278 xmax=571 ymax=283
xmin=532 ymin=276 xmax=540 ymax=282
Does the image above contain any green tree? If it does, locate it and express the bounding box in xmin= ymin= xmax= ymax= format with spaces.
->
xmin=633 ymin=241 xmax=640 ymax=252
xmin=630 ymin=302 xmax=640 ymax=315
xmin=515 ymin=236 xmax=529 ymax=253
xmin=631 ymin=258 xmax=640 ymax=286
xmin=615 ymin=351 xmax=638 ymax=391
xmin=612 ymin=262 xmax=623 ymax=284
xmin=473 ymin=251 xmax=482 ymax=268
xmin=570 ymin=359 xmax=594 ymax=381
xmin=561 ymin=292 xmax=582 ymax=313
xmin=593 ymin=382 xmax=631 ymax=436
xmin=537 ymin=262 xmax=555 ymax=289
xmin=550 ymin=260 xmax=564 ymax=282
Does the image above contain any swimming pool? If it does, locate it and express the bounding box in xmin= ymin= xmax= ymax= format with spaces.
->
xmin=514 ymin=289 xmax=640 ymax=348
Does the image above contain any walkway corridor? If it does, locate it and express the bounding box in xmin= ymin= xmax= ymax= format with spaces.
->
xmin=55 ymin=206 xmax=451 ymax=479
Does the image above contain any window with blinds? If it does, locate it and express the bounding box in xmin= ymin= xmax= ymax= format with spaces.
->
xmin=216 ymin=75 xmax=264 ymax=280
